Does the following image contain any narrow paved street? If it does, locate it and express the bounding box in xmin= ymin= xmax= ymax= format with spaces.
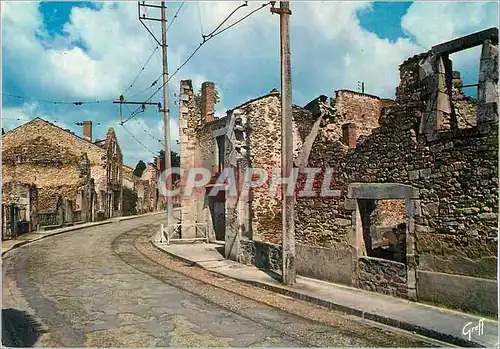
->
xmin=3 ymin=215 xmax=430 ymax=347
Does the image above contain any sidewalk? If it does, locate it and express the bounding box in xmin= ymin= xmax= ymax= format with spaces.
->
xmin=153 ymin=241 xmax=499 ymax=348
xmin=2 ymin=211 xmax=165 ymax=256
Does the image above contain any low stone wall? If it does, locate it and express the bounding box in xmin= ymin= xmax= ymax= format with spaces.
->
xmin=296 ymin=244 xmax=353 ymax=285
xmin=417 ymin=270 xmax=498 ymax=317
xmin=357 ymin=257 xmax=408 ymax=298
xmin=239 ymin=239 xmax=282 ymax=272
xmin=239 ymin=239 xmax=353 ymax=285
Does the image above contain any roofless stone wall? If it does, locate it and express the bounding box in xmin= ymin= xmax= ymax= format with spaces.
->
xmin=294 ymin=36 xmax=498 ymax=315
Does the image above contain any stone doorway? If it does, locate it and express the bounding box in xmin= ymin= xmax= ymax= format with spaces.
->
xmin=346 ymin=183 xmax=419 ymax=300
xmin=209 ymin=195 xmax=226 ymax=242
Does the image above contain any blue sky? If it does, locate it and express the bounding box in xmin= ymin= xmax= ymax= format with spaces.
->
xmin=2 ymin=1 xmax=498 ymax=167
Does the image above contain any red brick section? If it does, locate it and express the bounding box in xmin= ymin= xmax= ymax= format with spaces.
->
xmin=342 ymin=122 xmax=357 ymax=148
xmin=201 ymin=81 xmax=215 ymax=123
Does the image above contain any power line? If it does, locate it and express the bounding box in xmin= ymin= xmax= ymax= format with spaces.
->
xmin=75 ymin=121 xmax=116 ymax=127
xmin=196 ymin=2 xmax=204 ymax=37
xmin=143 ymin=6 xmax=163 ymax=65
xmin=2 ymin=93 xmax=115 ymax=106
xmin=204 ymin=1 xmax=248 ymax=38
xmin=136 ymin=118 xmax=165 ymax=145
xmin=209 ymin=2 xmax=269 ymax=39
xmin=126 ymin=73 xmax=162 ymax=100
xmin=120 ymin=123 xmax=157 ymax=156
xmin=123 ymin=104 xmax=165 ymax=145
xmin=126 ymin=1 xmax=271 ymax=120
xmin=122 ymin=46 xmax=160 ymax=96
xmin=167 ymin=2 xmax=185 ymax=33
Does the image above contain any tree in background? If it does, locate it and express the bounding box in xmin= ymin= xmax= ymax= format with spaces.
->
xmin=122 ymin=187 xmax=138 ymax=216
xmin=158 ymin=150 xmax=181 ymax=181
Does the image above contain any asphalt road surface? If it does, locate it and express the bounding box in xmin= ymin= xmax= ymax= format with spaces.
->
xmin=2 ymin=215 xmax=431 ymax=347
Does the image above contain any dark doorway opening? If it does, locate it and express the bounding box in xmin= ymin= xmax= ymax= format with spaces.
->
xmin=359 ymin=199 xmax=407 ymax=264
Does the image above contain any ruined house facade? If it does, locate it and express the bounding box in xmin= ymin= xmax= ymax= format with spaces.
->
xmin=2 ymin=118 xmax=123 ymax=229
xmin=135 ymin=160 xmax=161 ymax=214
xmin=179 ymin=29 xmax=498 ymax=316
xmin=2 ymin=181 xmax=38 ymax=237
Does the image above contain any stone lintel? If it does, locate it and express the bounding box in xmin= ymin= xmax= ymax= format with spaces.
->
xmin=347 ymin=183 xmax=419 ymax=200
xmin=431 ymin=27 xmax=498 ymax=56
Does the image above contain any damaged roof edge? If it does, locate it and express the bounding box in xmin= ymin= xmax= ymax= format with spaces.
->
xmin=225 ymin=90 xmax=281 ymax=115
xmin=2 ymin=117 xmax=115 ymax=153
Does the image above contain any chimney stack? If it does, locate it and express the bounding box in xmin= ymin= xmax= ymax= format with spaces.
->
xmin=342 ymin=123 xmax=357 ymax=149
xmin=83 ymin=121 xmax=92 ymax=142
xmin=201 ymin=81 xmax=215 ymax=123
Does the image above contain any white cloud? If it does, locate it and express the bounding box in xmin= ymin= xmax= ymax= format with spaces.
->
xmin=402 ymin=2 xmax=498 ymax=49
xmin=1 ymin=101 xmax=77 ymax=136
xmin=2 ymin=1 xmax=498 ymax=165
xmin=401 ymin=2 xmax=498 ymax=87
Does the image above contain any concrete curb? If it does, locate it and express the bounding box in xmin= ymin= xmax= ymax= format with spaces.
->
xmin=153 ymin=242 xmax=487 ymax=348
xmin=114 ymin=211 xmax=165 ymax=222
xmin=2 ymin=211 xmax=165 ymax=257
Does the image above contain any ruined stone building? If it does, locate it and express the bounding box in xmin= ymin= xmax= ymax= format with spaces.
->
xmin=135 ymin=159 xmax=163 ymax=213
xmin=2 ymin=118 xmax=123 ymax=229
xmin=178 ymin=28 xmax=498 ymax=317
xmin=122 ymin=164 xmax=136 ymax=191
xmin=122 ymin=164 xmax=138 ymax=216
xmin=2 ymin=181 xmax=38 ymax=237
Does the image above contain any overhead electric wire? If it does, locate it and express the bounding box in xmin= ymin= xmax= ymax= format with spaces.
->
xmin=136 ymin=118 xmax=165 ymax=145
xmin=166 ymin=2 xmax=185 ymax=33
xmin=123 ymin=1 xmax=271 ymax=124
xmin=210 ymin=2 xmax=269 ymax=39
xmin=127 ymin=1 xmax=184 ymax=110
xmin=196 ymin=2 xmax=204 ymax=37
xmin=123 ymin=104 xmax=164 ymax=145
xmin=2 ymin=92 xmax=115 ymax=106
xmin=120 ymin=123 xmax=157 ymax=156
xmin=122 ymin=1 xmax=269 ymax=125
xmin=122 ymin=45 xmax=160 ymax=96
xmin=126 ymin=73 xmax=163 ymax=99
xmin=204 ymin=1 xmax=248 ymax=38
xmin=144 ymin=6 xmax=163 ymax=65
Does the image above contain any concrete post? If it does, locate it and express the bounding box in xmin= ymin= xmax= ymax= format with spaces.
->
xmin=477 ymin=40 xmax=499 ymax=132
xmin=272 ymin=0 xmax=295 ymax=285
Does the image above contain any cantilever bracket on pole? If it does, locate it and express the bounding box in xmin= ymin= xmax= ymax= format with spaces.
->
xmin=138 ymin=1 xmax=164 ymax=47
xmin=270 ymin=1 xmax=292 ymax=15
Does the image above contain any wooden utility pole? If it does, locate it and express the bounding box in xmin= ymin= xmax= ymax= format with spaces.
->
xmin=271 ymin=1 xmax=295 ymax=285
xmin=138 ymin=1 xmax=174 ymax=235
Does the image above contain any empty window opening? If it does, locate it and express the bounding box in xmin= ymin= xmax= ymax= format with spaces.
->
xmin=449 ymin=47 xmax=482 ymax=128
xmin=359 ymin=199 xmax=407 ymax=264
xmin=216 ymin=135 xmax=225 ymax=173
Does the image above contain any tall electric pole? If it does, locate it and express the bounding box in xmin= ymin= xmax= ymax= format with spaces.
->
xmin=271 ymin=1 xmax=295 ymax=285
xmin=160 ymin=1 xmax=174 ymax=235
xmin=138 ymin=1 xmax=173 ymax=235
